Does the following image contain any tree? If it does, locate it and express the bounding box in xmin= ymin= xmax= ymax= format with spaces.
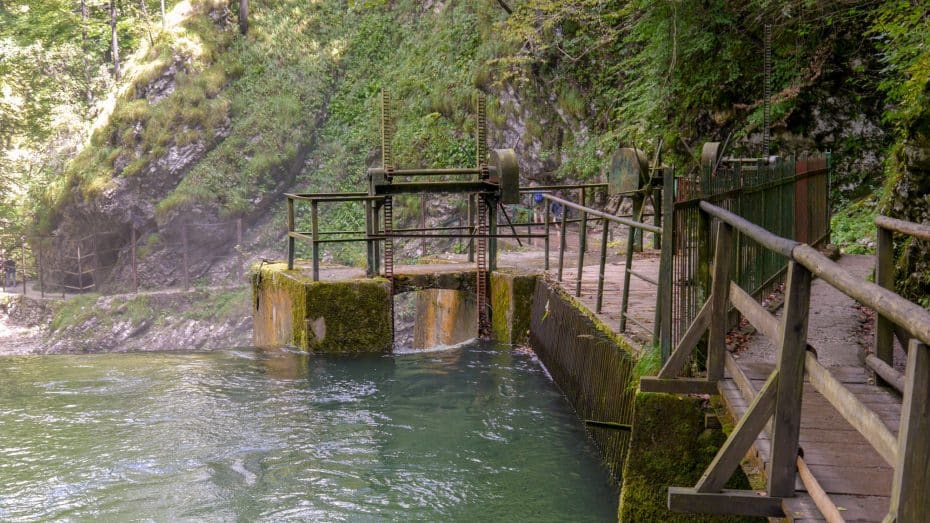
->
xmin=110 ymin=0 xmax=120 ymax=80
xmin=80 ymin=0 xmax=91 ymax=103
xmin=239 ymin=0 xmax=248 ymax=35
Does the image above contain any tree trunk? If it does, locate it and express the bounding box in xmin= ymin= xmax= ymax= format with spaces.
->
xmin=161 ymin=0 xmax=165 ymax=29
xmin=238 ymin=0 xmax=248 ymax=35
xmin=110 ymin=0 xmax=120 ymax=80
xmin=81 ymin=0 xmax=91 ymax=104
xmin=139 ymin=0 xmax=154 ymax=46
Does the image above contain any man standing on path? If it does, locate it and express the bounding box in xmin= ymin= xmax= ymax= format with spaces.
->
xmin=3 ymin=257 xmax=15 ymax=289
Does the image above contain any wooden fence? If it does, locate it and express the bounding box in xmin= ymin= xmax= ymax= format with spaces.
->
xmin=643 ymin=201 xmax=929 ymax=521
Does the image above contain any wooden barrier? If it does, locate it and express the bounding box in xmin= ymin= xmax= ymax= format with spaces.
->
xmin=642 ymin=201 xmax=930 ymax=521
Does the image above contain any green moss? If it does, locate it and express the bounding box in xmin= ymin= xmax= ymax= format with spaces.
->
xmin=252 ymin=262 xmax=392 ymax=352
xmin=50 ymin=294 xmax=101 ymax=331
xmin=618 ymin=392 xmax=760 ymax=522
xmin=490 ymin=271 xmax=537 ymax=345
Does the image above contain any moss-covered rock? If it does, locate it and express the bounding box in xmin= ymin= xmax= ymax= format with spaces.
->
xmin=252 ymin=262 xmax=392 ymax=353
xmin=617 ymin=392 xmax=760 ymax=523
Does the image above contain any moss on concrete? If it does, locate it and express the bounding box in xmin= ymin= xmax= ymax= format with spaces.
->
xmin=618 ymin=392 xmax=760 ymax=523
xmin=252 ymin=262 xmax=392 ymax=353
xmin=490 ymin=271 xmax=537 ymax=345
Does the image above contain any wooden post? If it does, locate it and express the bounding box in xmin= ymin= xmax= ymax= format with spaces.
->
xmin=707 ymin=221 xmax=733 ymax=381
xmin=130 ymin=227 xmax=138 ymax=293
xmin=886 ymin=340 xmax=930 ymax=522
xmin=767 ymin=261 xmax=812 ymax=497
xmin=544 ymin=201 xmax=551 ymax=271
xmin=596 ymin=217 xmax=609 ymax=313
xmin=287 ymin=197 xmax=296 ymax=270
xmin=181 ymin=222 xmax=190 ymax=290
xmin=236 ymin=218 xmax=243 ymax=283
xmin=875 ymin=225 xmax=894 ymax=370
xmin=557 ymin=205 xmax=567 ymax=282
xmin=311 ymin=200 xmax=320 ymax=281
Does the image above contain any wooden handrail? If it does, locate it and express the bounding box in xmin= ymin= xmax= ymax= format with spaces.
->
xmin=698 ymin=201 xmax=798 ymax=257
xmin=876 ymin=215 xmax=930 ymax=241
xmin=700 ymin=201 xmax=930 ymax=348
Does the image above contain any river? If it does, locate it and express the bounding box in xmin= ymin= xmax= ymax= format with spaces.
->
xmin=0 ymin=342 xmax=617 ymax=521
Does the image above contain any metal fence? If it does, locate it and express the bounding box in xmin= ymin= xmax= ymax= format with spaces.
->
xmin=0 ymin=219 xmax=246 ymax=298
xmin=669 ymin=156 xmax=830 ymax=346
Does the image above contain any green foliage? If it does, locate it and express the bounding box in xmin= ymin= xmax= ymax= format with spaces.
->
xmin=50 ymin=294 xmax=101 ymax=331
xmin=831 ymin=195 xmax=877 ymax=254
xmin=871 ymin=1 xmax=930 ymax=134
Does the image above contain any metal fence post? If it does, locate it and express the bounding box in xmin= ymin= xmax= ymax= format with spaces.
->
xmin=619 ymin=223 xmax=635 ymax=333
xmin=236 ymin=218 xmax=243 ymax=283
xmin=181 ymin=222 xmax=190 ymax=290
xmin=544 ymin=201 xmax=551 ymax=271
xmin=38 ymin=240 xmax=45 ymax=298
xmin=557 ymin=204 xmax=567 ymax=282
xmin=467 ymin=194 xmax=475 ymax=263
xmin=311 ymin=200 xmax=320 ymax=281
xmin=287 ymin=197 xmax=295 ymax=270
xmin=574 ymin=188 xmax=587 ymax=297
xmin=21 ymin=237 xmax=26 ymax=296
xmin=365 ymin=200 xmax=374 ymax=278
xmin=131 ymin=227 xmax=138 ymax=293
xmin=596 ymin=217 xmax=609 ymax=313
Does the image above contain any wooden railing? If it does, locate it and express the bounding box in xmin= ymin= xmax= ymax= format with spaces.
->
xmin=872 ymin=215 xmax=930 ymax=393
xmin=641 ymin=201 xmax=930 ymax=521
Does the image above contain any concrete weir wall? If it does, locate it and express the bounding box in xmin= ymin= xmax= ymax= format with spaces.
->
xmin=528 ymin=279 xmax=638 ymax=482
xmin=251 ymin=263 xmax=393 ymax=352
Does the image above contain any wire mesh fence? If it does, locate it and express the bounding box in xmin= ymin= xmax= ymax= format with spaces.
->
xmin=0 ymin=219 xmax=247 ymax=298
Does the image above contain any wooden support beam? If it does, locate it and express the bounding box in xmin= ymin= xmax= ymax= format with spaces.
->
xmin=668 ymin=487 xmax=784 ymax=517
xmin=657 ymin=300 xmax=711 ymax=379
xmin=638 ymin=377 xmax=720 ymax=395
xmin=885 ymin=340 xmax=930 ymax=522
xmin=707 ymin=221 xmax=733 ymax=381
xmin=805 ymin=352 xmax=897 ymax=466
xmin=768 ymin=262 xmax=811 ymax=498
xmin=729 ymin=282 xmax=779 ymax=342
xmin=696 ymin=371 xmax=778 ymax=493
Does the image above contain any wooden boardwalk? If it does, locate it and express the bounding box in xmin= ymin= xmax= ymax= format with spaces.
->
xmin=551 ymin=253 xmax=906 ymax=521
xmin=720 ymin=358 xmax=900 ymax=521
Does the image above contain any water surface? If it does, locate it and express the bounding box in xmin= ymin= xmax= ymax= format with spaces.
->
xmin=0 ymin=343 xmax=617 ymax=521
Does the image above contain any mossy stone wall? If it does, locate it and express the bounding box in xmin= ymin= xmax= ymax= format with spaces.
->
xmin=252 ymin=262 xmax=392 ymax=353
xmin=617 ymin=392 xmax=759 ymax=522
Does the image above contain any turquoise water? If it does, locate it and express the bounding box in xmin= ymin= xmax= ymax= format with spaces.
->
xmin=0 ymin=343 xmax=617 ymax=521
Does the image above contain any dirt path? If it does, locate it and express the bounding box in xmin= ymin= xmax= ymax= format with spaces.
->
xmin=734 ymin=254 xmax=874 ymax=367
